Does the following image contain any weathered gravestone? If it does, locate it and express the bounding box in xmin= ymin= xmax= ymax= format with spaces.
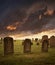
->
xmin=49 ymin=36 xmax=55 ymax=48
xmin=4 ymin=37 xmax=14 ymax=55
xmin=22 ymin=39 xmax=33 ymax=53
xmin=42 ymin=35 xmax=49 ymax=52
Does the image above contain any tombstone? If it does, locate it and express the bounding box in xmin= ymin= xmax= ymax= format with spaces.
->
xmin=42 ymin=35 xmax=48 ymax=41
xmin=49 ymin=36 xmax=55 ymax=48
xmin=4 ymin=37 xmax=14 ymax=55
xmin=42 ymin=35 xmax=49 ymax=52
xmin=22 ymin=39 xmax=33 ymax=53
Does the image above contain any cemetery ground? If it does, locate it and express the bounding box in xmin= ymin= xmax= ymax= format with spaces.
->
xmin=0 ymin=40 xmax=55 ymax=65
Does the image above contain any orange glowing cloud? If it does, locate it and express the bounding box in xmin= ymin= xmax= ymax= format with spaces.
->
xmin=7 ymin=25 xmax=16 ymax=31
xmin=6 ymin=22 xmax=20 ymax=31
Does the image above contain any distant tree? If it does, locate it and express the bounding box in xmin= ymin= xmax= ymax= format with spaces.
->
xmin=35 ymin=38 xmax=40 ymax=45
xmin=35 ymin=38 xmax=38 ymax=42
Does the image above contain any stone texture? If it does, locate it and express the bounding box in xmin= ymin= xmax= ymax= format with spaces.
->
xmin=42 ymin=35 xmax=49 ymax=52
xmin=49 ymin=36 xmax=55 ymax=48
xmin=22 ymin=39 xmax=33 ymax=53
xmin=4 ymin=37 xmax=14 ymax=55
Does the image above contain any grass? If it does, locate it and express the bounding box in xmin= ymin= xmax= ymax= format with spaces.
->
xmin=0 ymin=40 xmax=55 ymax=65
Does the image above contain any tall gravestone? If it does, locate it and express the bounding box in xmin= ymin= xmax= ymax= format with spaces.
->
xmin=42 ymin=35 xmax=49 ymax=52
xmin=49 ymin=36 xmax=55 ymax=48
xmin=22 ymin=39 xmax=33 ymax=53
xmin=4 ymin=37 xmax=14 ymax=55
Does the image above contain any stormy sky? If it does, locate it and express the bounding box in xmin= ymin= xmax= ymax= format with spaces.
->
xmin=0 ymin=0 xmax=55 ymax=36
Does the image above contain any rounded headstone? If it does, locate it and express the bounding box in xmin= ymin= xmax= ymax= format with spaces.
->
xmin=49 ymin=36 xmax=55 ymax=48
xmin=42 ymin=35 xmax=48 ymax=41
xmin=42 ymin=35 xmax=49 ymax=52
xmin=4 ymin=37 xmax=14 ymax=55
xmin=22 ymin=39 xmax=33 ymax=53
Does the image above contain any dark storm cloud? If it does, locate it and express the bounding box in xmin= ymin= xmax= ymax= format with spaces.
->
xmin=19 ymin=9 xmax=55 ymax=33
xmin=0 ymin=0 xmax=55 ymax=36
